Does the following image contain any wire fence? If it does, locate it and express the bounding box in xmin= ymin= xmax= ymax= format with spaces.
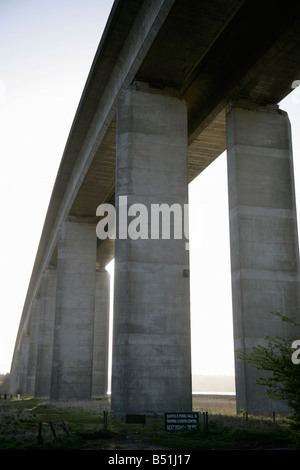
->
xmin=104 ymin=411 xmax=209 ymax=434
xmin=99 ymin=408 xmax=285 ymax=436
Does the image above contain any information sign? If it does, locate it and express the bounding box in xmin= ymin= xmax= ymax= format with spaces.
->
xmin=165 ymin=412 xmax=199 ymax=431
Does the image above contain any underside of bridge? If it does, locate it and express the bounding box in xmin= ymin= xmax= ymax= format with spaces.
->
xmin=10 ymin=0 xmax=300 ymax=414
xmin=71 ymin=0 xmax=300 ymax=264
xmin=32 ymin=0 xmax=300 ymax=267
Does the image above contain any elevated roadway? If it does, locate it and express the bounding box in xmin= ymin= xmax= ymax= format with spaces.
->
xmin=11 ymin=0 xmax=300 ymax=412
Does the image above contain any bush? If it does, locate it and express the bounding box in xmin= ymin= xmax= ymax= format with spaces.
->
xmin=237 ymin=311 xmax=300 ymax=445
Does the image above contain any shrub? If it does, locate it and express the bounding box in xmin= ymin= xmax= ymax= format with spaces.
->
xmin=237 ymin=311 xmax=300 ymax=445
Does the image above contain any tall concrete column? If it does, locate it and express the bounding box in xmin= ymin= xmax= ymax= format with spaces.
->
xmin=92 ymin=267 xmax=110 ymax=398
xmin=111 ymin=83 xmax=191 ymax=413
xmin=226 ymin=105 xmax=300 ymax=414
xmin=19 ymin=333 xmax=29 ymax=395
xmin=50 ymin=217 xmax=97 ymax=401
xmin=9 ymin=350 xmax=20 ymax=396
xmin=26 ymin=296 xmax=40 ymax=395
xmin=35 ymin=267 xmax=57 ymax=398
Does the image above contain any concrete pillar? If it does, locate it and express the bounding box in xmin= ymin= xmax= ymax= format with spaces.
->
xmin=92 ymin=267 xmax=110 ymax=398
xmin=111 ymin=83 xmax=191 ymax=413
xmin=226 ymin=105 xmax=300 ymax=414
xmin=50 ymin=217 xmax=97 ymax=401
xmin=35 ymin=267 xmax=57 ymax=398
xmin=9 ymin=349 xmax=21 ymax=396
xmin=26 ymin=297 xmax=40 ymax=395
xmin=19 ymin=333 xmax=29 ymax=395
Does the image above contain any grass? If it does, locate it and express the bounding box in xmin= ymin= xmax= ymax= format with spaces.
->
xmin=147 ymin=419 xmax=292 ymax=450
xmin=0 ymin=398 xmax=107 ymax=450
xmin=0 ymin=396 xmax=295 ymax=450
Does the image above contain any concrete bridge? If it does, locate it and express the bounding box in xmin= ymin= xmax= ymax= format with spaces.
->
xmin=10 ymin=0 xmax=300 ymax=414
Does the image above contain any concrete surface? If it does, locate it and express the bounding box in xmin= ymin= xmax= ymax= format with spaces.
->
xmin=35 ymin=267 xmax=57 ymax=398
xmin=50 ymin=219 xmax=97 ymax=401
xmin=111 ymin=84 xmax=192 ymax=413
xmin=227 ymin=105 xmax=300 ymax=413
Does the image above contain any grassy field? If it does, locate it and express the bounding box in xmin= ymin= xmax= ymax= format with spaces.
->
xmin=0 ymin=394 xmax=295 ymax=451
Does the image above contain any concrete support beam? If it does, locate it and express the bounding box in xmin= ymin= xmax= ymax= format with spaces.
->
xmin=9 ymin=349 xmax=20 ymax=396
xmin=19 ymin=333 xmax=29 ymax=395
xmin=35 ymin=267 xmax=57 ymax=398
xmin=226 ymin=105 xmax=300 ymax=414
xmin=26 ymin=297 xmax=40 ymax=395
xmin=111 ymin=83 xmax=191 ymax=413
xmin=92 ymin=268 xmax=110 ymax=398
xmin=50 ymin=218 xmax=97 ymax=401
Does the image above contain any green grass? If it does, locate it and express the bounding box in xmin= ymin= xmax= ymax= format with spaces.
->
xmin=0 ymin=398 xmax=107 ymax=450
xmin=147 ymin=425 xmax=291 ymax=450
xmin=136 ymin=410 xmax=293 ymax=450
xmin=0 ymin=397 xmax=295 ymax=450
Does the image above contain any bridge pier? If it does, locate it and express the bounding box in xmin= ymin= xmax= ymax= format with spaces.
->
xmin=9 ymin=348 xmax=20 ymax=396
xmin=35 ymin=267 xmax=57 ymax=398
xmin=226 ymin=105 xmax=300 ymax=414
xmin=111 ymin=83 xmax=192 ymax=413
xmin=19 ymin=332 xmax=29 ymax=394
xmin=50 ymin=218 xmax=97 ymax=401
xmin=25 ymin=296 xmax=40 ymax=395
xmin=92 ymin=267 xmax=110 ymax=398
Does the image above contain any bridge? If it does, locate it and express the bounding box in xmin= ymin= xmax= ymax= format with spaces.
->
xmin=10 ymin=0 xmax=300 ymax=414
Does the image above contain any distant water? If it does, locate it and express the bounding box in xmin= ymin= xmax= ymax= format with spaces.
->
xmin=193 ymin=391 xmax=236 ymax=396
xmin=107 ymin=391 xmax=235 ymax=396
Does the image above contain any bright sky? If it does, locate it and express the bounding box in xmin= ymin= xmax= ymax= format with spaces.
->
xmin=1 ymin=0 xmax=300 ymax=380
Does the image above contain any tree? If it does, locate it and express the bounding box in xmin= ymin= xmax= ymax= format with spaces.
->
xmin=237 ymin=311 xmax=300 ymax=443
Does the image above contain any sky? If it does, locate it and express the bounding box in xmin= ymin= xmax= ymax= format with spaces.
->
xmin=0 ymin=0 xmax=300 ymax=380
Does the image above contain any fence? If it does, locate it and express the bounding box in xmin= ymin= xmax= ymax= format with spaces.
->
xmin=102 ymin=411 xmax=209 ymax=434
xmin=100 ymin=409 xmax=283 ymax=436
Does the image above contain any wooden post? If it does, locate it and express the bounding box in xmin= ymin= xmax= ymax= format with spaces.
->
xmin=49 ymin=421 xmax=57 ymax=439
xmin=103 ymin=410 xmax=108 ymax=431
xmin=37 ymin=422 xmax=43 ymax=445
xmin=60 ymin=419 xmax=71 ymax=436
